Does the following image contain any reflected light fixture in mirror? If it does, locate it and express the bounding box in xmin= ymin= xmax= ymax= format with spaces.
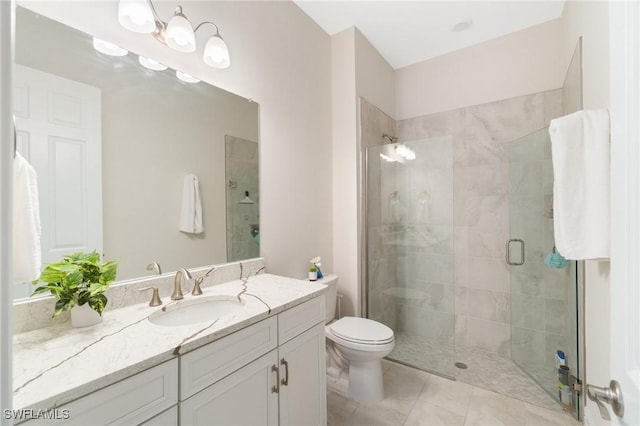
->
xmin=118 ymin=0 xmax=231 ymax=68
xmin=93 ymin=38 xmax=128 ymax=56
xmin=176 ymin=70 xmax=200 ymax=83
xmin=139 ymin=55 xmax=168 ymax=71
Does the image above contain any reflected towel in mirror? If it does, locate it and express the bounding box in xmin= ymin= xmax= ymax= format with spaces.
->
xmin=13 ymin=153 xmax=42 ymax=282
xmin=179 ymin=174 xmax=204 ymax=234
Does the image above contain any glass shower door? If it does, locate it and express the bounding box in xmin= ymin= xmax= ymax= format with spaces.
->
xmin=508 ymin=128 xmax=580 ymax=418
xmin=365 ymin=136 xmax=455 ymax=378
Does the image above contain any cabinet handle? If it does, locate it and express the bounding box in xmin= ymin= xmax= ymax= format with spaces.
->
xmin=280 ymin=358 xmax=289 ymax=387
xmin=271 ymin=364 xmax=279 ymax=393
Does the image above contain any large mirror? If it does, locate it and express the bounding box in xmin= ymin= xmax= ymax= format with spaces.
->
xmin=13 ymin=6 xmax=260 ymax=299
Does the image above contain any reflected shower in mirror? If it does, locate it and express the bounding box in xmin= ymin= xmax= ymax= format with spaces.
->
xmin=13 ymin=6 xmax=259 ymax=299
xmin=225 ymin=136 xmax=259 ymax=262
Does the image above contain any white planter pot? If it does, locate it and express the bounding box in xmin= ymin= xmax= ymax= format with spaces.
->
xmin=71 ymin=303 xmax=103 ymax=328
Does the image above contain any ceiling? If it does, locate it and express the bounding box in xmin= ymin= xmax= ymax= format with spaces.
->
xmin=293 ymin=1 xmax=565 ymax=70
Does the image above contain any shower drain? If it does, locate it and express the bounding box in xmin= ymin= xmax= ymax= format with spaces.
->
xmin=454 ymin=362 xmax=468 ymax=369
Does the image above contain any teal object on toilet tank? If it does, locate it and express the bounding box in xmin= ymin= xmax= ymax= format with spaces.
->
xmin=545 ymin=246 xmax=569 ymax=268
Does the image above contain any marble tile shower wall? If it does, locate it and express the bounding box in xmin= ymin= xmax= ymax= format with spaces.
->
xmin=396 ymin=89 xmax=564 ymax=357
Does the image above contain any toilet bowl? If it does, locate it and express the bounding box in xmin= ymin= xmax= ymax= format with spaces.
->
xmin=320 ymin=275 xmax=395 ymax=402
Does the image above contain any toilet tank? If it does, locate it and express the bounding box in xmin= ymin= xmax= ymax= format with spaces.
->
xmin=319 ymin=274 xmax=338 ymax=324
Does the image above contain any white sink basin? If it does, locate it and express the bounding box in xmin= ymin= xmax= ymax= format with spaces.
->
xmin=148 ymin=295 xmax=244 ymax=327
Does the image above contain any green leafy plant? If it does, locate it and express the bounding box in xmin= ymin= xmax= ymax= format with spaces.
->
xmin=32 ymin=251 xmax=118 ymax=317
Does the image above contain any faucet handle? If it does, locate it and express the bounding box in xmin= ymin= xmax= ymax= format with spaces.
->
xmin=146 ymin=262 xmax=162 ymax=275
xmin=138 ymin=286 xmax=163 ymax=307
xmin=192 ymin=276 xmax=204 ymax=296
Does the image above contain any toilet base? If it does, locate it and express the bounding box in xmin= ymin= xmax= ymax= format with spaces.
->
xmin=347 ymin=360 xmax=384 ymax=402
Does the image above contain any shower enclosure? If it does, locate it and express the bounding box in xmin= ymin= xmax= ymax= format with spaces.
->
xmin=365 ymin=136 xmax=456 ymax=378
xmin=364 ymin=128 xmax=581 ymax=417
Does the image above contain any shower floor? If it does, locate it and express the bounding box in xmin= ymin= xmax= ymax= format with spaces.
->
xmin=389 ymin=332 xmax=563 ymax=413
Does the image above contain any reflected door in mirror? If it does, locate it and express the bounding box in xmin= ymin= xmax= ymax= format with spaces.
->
xmin=13 ymin=64 xmax=103 ymax=299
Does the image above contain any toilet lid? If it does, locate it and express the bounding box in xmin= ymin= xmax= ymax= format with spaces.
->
xmin=329 ymin=317 xmax=394 ymax=345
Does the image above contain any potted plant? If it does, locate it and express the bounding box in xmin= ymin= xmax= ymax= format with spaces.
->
xmin=308 ymin=264 xmax=318 ymax=281
xmin=309 ymin=256 xmax=322 ymax=281
xmin=32 ymin=251 xmax=118 ymax=327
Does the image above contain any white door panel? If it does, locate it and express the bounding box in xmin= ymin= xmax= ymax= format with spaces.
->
xmin=586 ymin=2 xmax=640 ymax=425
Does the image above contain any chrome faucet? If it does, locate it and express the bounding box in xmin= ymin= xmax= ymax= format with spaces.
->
xmin=171 ymin=268 xmax=192 ymax=300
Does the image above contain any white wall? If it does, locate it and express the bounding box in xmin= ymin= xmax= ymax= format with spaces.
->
xmin=331 ymin=28 xmax=358 ymax=316
xmin=559 ymin=1 xmax=611 ymax=424
xmin=18 ymin=0 xmax=334 ymax=280
xmin=355 ymin=30 xmax=395 ymax=119
xmin=395 ymin=18 xmax=567 ymax=120
xmin=332 ymin=27 xmax=395 ymax=316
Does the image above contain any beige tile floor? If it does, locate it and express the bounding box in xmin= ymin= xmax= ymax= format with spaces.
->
xmin=327 ymin=361 xmax=581 ymax=426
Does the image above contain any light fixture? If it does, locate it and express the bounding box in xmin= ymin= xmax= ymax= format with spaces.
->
xmin=138 ymin=56 xmax=168 ymax=71
xmin=118 ymin=0 xmax=155 ymax=33
xmin=93 ymin=38 xmax=128 ymax=56
xmin=176 ymin=70 xmax=200 ymax=83
xmin=117 ymin=0 xmax=231 ymax=68
xmin=203 ymin=31 xmax=230 ymax=68
xmin=165 ymin=6 xmax=196 ymax=52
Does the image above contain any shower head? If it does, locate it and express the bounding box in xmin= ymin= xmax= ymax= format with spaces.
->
xmin=382 ymin=133 xmax=398 ymax=144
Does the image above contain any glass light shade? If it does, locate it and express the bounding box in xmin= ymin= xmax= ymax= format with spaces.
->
xmin=139 ymin=56 xmax=168 ymax=71
xmin=203 ymin=35 xmax=230 ymax=69
xmin=93 ymin=38 xmax=128 ymax=57
xmin=118 ymin=0 xmax=155 ymax=33
xmin=176 ymin=71 xmax=200 ymax=83
xmin=165 ymin=15 xmax=196 ymax=52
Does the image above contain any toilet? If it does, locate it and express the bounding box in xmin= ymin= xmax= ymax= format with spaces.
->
xmin=320 ymin=275 xmax=395 ymax=402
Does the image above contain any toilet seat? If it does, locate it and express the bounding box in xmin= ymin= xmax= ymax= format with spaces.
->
xmin=328 ymin=317 xmax=394 ymax=345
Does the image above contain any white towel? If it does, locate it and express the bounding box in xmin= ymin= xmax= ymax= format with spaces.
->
xmin=13 ymin=153 xmax=42 ymax=282
xmin=179 ymin=174 xmax=204 ymax=234
xmin=549 ymin=109 xmax=610 ymax=260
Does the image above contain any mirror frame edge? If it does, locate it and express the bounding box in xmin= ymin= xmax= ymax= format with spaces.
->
xmin=1 ymin=0 xmax=15 ymax=416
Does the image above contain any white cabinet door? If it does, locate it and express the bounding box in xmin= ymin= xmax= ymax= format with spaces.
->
xmin=180 ymin=350 xmax=279 ymax=426
xmin=278 ymin=322 xmax=326 ymax=426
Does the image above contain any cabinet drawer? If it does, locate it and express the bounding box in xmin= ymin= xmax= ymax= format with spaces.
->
xmin=278 ymin=296 xmax=324 ymax=345
xmin=180 ymin=316 xmax=278 ymax=400
xmin=19 ymin=359 xmax=178 ymax=426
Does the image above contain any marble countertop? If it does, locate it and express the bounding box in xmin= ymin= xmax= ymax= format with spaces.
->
xmin=13 ymin=273 xmax=327 ymax=411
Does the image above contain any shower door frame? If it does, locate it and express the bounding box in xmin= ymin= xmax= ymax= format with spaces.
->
xmin=359 ymin=145 xmax=370 ymax=319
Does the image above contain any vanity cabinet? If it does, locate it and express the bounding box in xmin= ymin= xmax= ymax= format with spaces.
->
xmin=180 ymin=296 xmax=326 ymax=426
xmin=17 ymin=295 xmax=325 ymax=426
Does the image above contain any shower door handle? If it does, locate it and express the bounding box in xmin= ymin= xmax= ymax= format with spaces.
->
xmin=506 ymin=239 xmax=525 ymax=266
